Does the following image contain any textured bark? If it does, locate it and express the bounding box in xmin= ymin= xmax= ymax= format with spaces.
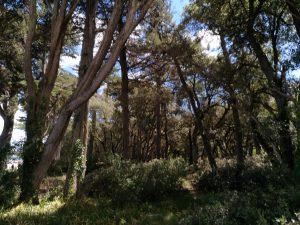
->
xmin=64 ymin=0 xmax=97 ymax=198
xmin=32 ymin=0 xmax=155 ymax=193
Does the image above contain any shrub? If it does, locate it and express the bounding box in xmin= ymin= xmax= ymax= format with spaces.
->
xmin=80 ymin=156 xmax=188 ymax=202
xmin=179 ymin=188 xmax=297 ymax=225
xmin=196 ymin=160 xmax=293 ymax=193
xmin=0 ymin=170 xmax=20 ymax=208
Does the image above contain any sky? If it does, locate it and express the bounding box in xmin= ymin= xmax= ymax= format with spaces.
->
xmin=171 ymin=0 xmax=189 ymax=24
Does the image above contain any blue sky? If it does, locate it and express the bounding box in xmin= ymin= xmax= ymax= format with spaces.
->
xmin=171 ymin=0 xmax=189 ymax=24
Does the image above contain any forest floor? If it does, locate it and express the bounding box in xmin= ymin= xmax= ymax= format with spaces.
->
xmin=0 ymin=174 xmax=299 ymax=225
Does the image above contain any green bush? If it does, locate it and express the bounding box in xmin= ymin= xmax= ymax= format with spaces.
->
xmin=196 ymin=164 xmax=293 ymax=193
xmin=0 ymin=170 xmax=20 ymax=208
xmin=179 ymin=188 xmax=297 ymax=225
xmin=80 ymin=156 xmax=188 ymax=202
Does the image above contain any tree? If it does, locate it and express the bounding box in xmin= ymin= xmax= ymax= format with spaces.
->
xmin=23 ymin=0 xmax=155 ymax=202
xmin=64 ymin=0 xmax=97 ymax=198
xmin=0 ymin=1 xmax=24 ymax=169
xmin=186 ymin=0 xmax=298 ymax=169
xmin=21 ymin=0 xmax=80 ymax=202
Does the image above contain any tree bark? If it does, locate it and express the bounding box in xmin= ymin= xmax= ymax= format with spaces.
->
xmin=119 ymin=41 xmax=131 ymax=159
xmin=64 ymin=0 xmax=97 ymax=198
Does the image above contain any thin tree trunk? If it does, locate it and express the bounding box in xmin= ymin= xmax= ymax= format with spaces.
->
xmin=87 ymin=110 xmax=96 ymax=172
xmin=220 ymin=34 xmax=245 ymax=171
xmin=155 ymin=75 xmax=162 ymax=158
xmin=119 ymin=42 xmax=130 ymax=159
xmin=229 ymin=90 xmax=244 ymax=171
xmin=64 ymin=0 xmax=97 ymax=198
xmin=188 ymin=128 xmax=193 ymax=164
xmin=192 ymin=124 xmax=199 ymax=164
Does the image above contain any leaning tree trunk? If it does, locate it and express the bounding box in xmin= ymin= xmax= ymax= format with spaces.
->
xmin=64 ymin=0 xmax=97 ymax=198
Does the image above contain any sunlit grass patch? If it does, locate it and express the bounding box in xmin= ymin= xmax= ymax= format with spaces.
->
xmin=0 ymin=199 xmax=64 ymax=225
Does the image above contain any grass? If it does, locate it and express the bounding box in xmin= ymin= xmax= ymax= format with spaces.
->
xmin=0 ymin=192 xmax=198 ymax=225
xmin=1 ymin=188 xmax=300 ymax=225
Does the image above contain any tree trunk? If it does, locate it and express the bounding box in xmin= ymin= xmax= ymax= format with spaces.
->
xmin=192 ymin=124 xmax=199 ymax=164
xmin=119 ymin=45 xmax=130 ymax=159
xmin=220 ymin=34 xmax=244 ymax=171
xmin=87 ymin=110 xmax=96 ymax=172
xmin=21 ymin=0 xmax=80 ymax=202
xmin=155 ymin=76 xmax=162 ymax=158
xmin=188 ymin=129 xmax=193 ymax=164
xmin=20 ymin=101 xmax=48 ymax=203
xmin=0 ymin=111 xmax=14 ymax=170
xmin=229 ymin=91 xmax=244 ymax=171
xmin=64 ymin=0 xmax=97 ymax=198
